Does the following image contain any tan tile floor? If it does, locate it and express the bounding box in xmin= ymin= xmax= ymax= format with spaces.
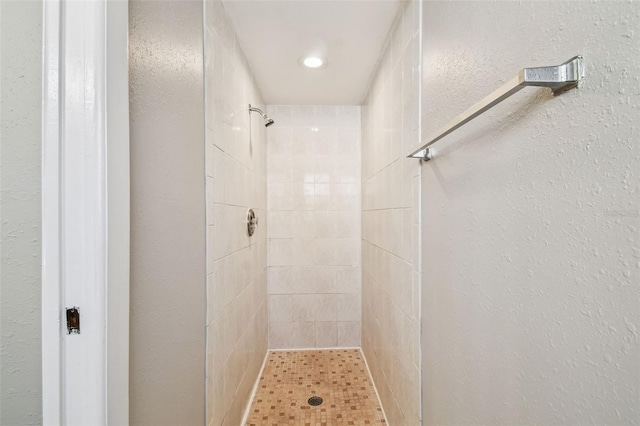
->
xmin=246 ymin=349 xmax=386 ymax=426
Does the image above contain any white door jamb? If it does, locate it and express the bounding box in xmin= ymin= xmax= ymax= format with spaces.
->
xmin=41 ymin=0 xmax=130 ymax=424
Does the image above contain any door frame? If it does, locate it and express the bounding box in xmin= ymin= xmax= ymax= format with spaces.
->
xmin=41 ymin=0 xmax=129 ymax=423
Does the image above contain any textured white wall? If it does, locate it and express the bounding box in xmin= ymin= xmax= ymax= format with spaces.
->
xmin=266 ymin=105 xmax=362 ymax=349
xmin=420 ymin=2 xmax=639 ymax=424
xmin=361 ymin=1 xmax=422 ymax=424
xmin=204 ymin=1 xmax=268 ymax=424
xmin=0 ymin=1 xmax=43 ymax=424
xmin=129 ymin=1 xmax=206 ymax=424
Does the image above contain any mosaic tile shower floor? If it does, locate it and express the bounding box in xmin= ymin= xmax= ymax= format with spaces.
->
xmin=245 ymin=349 xmax=387 ymax=425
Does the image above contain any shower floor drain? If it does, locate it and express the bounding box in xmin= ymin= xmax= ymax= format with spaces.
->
xmin=307 ymin=396 xmax=323 ymax=406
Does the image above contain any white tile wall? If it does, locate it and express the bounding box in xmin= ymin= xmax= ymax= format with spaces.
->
xmin=361 ymin=1 xmax=422 ymax=425
xmin=267 ymin=105 xmax=362 ymax=349
xmin=204 ymin=1 xmax=268 ymax=425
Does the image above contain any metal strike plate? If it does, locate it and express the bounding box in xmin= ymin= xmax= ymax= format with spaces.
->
xmin=66 ymin=307 xmax=80 ymax=334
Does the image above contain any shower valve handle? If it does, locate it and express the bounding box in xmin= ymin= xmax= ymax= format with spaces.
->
xmin=246 ymin=209 xmax=258 ymax=237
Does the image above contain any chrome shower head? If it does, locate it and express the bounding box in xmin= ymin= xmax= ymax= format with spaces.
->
xmin=249 ymin=104 xmax=275 ymax=128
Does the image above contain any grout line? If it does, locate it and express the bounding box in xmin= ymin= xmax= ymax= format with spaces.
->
xmin=361 ymin=239 xmax=414 ymax=264
xmin=240 ymin=349 xmax=270 ymax=426
xmin=361 ymin=207 xmax=414 ymax=212
xmin=268 ymin=346 xmax=360 ymax=352
xmin=360 ymin=347 xmax=390 ymax=425
xmin=416 ymin=0 xmax=424 ymax=420
xmin=267 ymin=237 xmax=361 ymax=241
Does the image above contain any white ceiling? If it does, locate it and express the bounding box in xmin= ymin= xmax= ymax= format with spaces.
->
xmin=222 ymin=0 xmax=401 ymax=105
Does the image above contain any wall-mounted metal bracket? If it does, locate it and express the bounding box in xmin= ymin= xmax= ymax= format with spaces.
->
xmin=407 ymin=56 xmax=585 ymax=160
xmin=416 ymin=148 xmax=433 ymax=162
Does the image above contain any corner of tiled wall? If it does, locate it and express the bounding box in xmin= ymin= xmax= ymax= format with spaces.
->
xmin=361 ymin=1 xmax=422 ymax=424
xmin=204 ymin=0 xmax=268 ymax=425
xmin=266 ymin=105 xmax=363 ymax=350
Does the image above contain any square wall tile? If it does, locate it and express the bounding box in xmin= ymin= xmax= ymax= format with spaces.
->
xmin=269 ymin=322 xmax=292 ymax=349
xmin=315 ymin=321 xmax=338 ymax=347
xmin=291 ymin=322 xmax=315 ymax=348
xmin=338 ymin=322 xmax=361 ymax=347
xmin=292 ymin=295 xmax=316 ymax=321
xmin=269 ymin=295 xmax=292 ymax=322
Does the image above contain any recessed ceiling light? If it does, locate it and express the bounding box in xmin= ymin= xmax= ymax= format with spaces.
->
xmin=302 ymin=56 xmax=324 ymax=69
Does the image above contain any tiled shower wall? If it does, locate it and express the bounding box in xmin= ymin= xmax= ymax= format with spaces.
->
xmin=361 ymin=1 xmax=422 ymax=424
xmin=204 ymin=1 xmax=268 ymax=425
xmin=267 ymin=105 xmax=362 ymax=349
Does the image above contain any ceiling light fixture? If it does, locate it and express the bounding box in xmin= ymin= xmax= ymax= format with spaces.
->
xmin=302 ymin=56 xmax=324 ymax=69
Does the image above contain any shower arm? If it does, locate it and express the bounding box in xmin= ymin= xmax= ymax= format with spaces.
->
xmin=249 ymin=104 xmax=275 ymax=127
xmin=249 ymin=104 xmax=266 ymax=118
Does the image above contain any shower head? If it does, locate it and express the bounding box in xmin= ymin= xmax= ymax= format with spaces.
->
xmin=249 ymin=104 xmax=275 ymax=128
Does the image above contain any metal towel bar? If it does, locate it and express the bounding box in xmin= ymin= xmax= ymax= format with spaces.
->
xmin=408 ymin=56 xmax=585 ymax=160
